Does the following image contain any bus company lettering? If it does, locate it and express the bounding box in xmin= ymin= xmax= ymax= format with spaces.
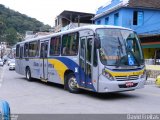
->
xmin=48 ymin=64 xmax=54 ymax=68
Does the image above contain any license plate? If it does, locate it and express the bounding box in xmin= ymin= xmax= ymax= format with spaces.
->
xmin=126 ymin=82 xmax=134 ymax=87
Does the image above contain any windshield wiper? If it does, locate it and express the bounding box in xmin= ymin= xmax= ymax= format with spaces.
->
xmin=116 ymin=46 xmax=122 ymax=68
xmin=116 ymin=38 xmax=123 ymax=68
xmin=117 ymin=37 xmax=123 ymax=54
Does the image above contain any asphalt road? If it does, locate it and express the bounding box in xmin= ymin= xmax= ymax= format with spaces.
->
xmin=0 ymin=65 xmax=160 ymax=114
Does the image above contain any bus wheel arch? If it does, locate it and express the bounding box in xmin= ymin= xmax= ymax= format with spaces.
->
xmin=64 ymin=70 xmax=79 ymax=93
xmin=25 ymin=66 xmax=32 ymax=81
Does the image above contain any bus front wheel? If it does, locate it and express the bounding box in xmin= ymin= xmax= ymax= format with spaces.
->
xmin=26 ymin=67 xmax=32 ymax=81
xmin=66 ymin=73 xmax=79 ymax=93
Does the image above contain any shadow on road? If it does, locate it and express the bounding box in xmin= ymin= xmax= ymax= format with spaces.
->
xmin=16 ymin=77 xmax=64 ymax=89
xmin=16 ymin=77 xmax=139 ymax=100
xmin=81 ymin=90 xmax=139 ymax=100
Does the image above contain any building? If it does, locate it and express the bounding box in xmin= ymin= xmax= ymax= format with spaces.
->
xmin=54 ymin=10 xmax=94 ymax=32
xmin=94 ymin=0 xmax=160 ymax=65
xmin=0 ymin=42 xmax=7 ymax=58
xmin=24 ymin=31 xmax=52 ymax=40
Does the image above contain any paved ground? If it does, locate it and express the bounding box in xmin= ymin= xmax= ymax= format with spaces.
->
xmin=0 ymin=65 xmax=160 ymax=114
xmin=0 ymin=66 xmax=4 ymax=88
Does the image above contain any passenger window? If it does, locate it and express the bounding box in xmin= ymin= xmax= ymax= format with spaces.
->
xmin=62 ymin=32 xmax=79 ymax=56
xmin=86 ymin=38 xmax=93 ymax=62
xmin=50 ymin=36 xmax=61 ymax=56
xmin=16 ymin=44 xmax=20 ymax=58
xmin=24 ymin=43 xmax=29 ymax=57
xmin=36 ymin=40 xmax=40 ymax=57
xmin=28 ymin=41 xmax=38 ymax=57
xmin=20 ymin=47 xmax=23 ymax=58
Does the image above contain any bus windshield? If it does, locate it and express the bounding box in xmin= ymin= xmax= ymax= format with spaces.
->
xmin=96 ymin=28 xmax=144 ymax=67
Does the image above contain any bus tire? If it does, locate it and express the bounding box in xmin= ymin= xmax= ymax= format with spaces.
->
xmin=66 ymin=73 xmax=79 ymax=93
xmin=26 ymin=67 xmax=32 ymax=81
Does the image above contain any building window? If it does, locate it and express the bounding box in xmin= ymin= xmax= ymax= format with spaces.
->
xmin=133 ymin=11 xmax=144 ymax=25
xmin=62 ymin=32 xmax=79 ymax=56
xmin=114 ymin=13 xmax=119 ymax=26
xmin=50 ymin=36 xmax=61 ymax=56
xmin=97 ymin=20 xmax=101 ymax=25
xmin=105 ymin=17 xmax=109 ymax=25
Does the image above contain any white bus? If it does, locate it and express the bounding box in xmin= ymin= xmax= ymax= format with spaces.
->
xmin=15 ymin=25 xmax=146 ymax=93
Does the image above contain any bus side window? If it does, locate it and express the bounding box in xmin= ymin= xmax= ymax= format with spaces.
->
xmin=50 ymin=36 xmax=61 ymax=56
xmin=44 ymin=43 xmax=48 ymax=58
xmin=24 ymin=43 xmax=29 ymax=57
xmin=62 ymin=32 xmax=79 ymax=56
xmin=16 ymin=44 xmax=20 ymax=58
xmin=40 ymin=45 xmax=44 ymax=58
xmin=87 ymin=38 xmax=93 ymax=62
xmin=20 ymin=47 xmax=23 ymax=59
xmin=36 ymin=40 xmax=40 ymax=57
xmin=28 ymin=41 xmax=38 ymax=57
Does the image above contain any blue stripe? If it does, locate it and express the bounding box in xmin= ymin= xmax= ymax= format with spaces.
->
xmin=48 ymin=57 xmax=96 ymax=91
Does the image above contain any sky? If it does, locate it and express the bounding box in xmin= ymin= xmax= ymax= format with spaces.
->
xmin=0 ymin=0 xmax=111 ymax=27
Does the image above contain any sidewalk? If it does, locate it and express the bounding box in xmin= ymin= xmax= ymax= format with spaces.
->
xmin=145 ymin=77 xmax=156 ymax=85
xmin=146 ymin=65 xmax=160 ymax=78
xmin=147 ymin=77 xmax=155 ymax=81
xmin=0 ymin=66 xmax=4 ymax=87
xmin=0 ymin=67 xmax=2 ymax=78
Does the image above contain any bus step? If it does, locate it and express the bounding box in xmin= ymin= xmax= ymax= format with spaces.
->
xmin=40 ymin=78 xmax=48 ymax=82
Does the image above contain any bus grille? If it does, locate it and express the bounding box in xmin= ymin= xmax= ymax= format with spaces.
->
xmin=115 ymin=75 xmax=139 ymax=81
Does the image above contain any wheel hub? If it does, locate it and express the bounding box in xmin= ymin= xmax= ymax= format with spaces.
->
xmin=69 ymin=77 xmax=77 ymax=90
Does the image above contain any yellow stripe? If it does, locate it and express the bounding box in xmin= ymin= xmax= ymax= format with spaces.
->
xmin=48 ymin=59 xmax=68 ymax=84
xmin=106 ymin=69 xmax=144 ymax=76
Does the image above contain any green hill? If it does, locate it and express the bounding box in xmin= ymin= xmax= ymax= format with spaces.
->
xmin=0 ymin=4 xmax=51 ymax=45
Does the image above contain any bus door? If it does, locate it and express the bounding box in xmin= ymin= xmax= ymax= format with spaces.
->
xmin=40 ymin=41 xmax=49 ymax=81
xmin=79 ymin=36 xmax=94 ymax=89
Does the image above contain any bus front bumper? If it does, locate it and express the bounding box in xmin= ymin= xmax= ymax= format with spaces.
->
xmin=98 ymin=76 xmax=146 ymax=93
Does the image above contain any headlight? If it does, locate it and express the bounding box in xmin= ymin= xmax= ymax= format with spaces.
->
xmin=102 ymin=69 xmax=114 ymax=80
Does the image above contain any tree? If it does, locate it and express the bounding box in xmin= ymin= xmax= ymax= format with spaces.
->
xmin=0 ymin=4 xmax=52 ymax=45
xmin=0 ymin=18 xmax=6 ymax=42
xmin=5 ymin=28 xmax=18 ymax=45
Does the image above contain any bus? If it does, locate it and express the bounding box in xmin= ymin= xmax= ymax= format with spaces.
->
xmin=15 ymin=25 xmax=146 ymax=93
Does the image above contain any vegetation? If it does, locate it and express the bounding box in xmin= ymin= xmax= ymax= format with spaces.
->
xmin=0 ymin=4 xmax=51 ymax=45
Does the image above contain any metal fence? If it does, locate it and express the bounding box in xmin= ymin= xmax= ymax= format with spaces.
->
xmin=145 ymin=59 xmax=155 ymax=65
xmin=145 ymin=59 xmax=160 ymax=65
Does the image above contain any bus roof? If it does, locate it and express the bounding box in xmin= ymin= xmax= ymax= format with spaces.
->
xmin=17 ymin=25 xmax=133 ymax=44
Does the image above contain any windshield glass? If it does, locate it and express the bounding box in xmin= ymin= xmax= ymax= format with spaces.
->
xmin=96 ymin=28 xmax=144 ymax=66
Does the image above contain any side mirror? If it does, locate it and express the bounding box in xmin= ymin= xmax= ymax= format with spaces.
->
xmin=94 ymin=37 xmax=101 ymax=49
